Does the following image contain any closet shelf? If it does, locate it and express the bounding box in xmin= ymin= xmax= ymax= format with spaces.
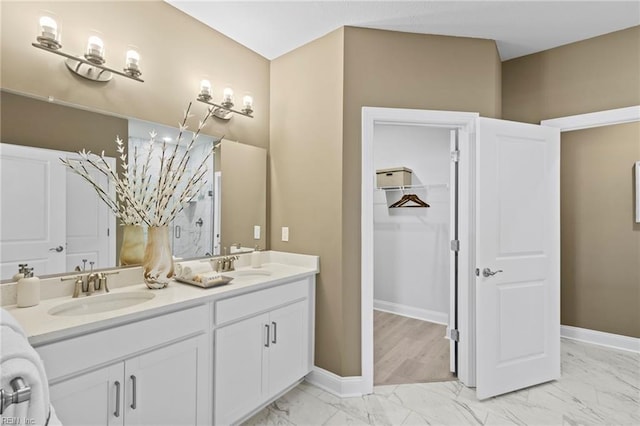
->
xmin=376 ymin=183 xmax=449 ymax=191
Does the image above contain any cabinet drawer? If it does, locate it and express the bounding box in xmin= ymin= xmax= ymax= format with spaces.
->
xmin=37 ymin=304 xmax=208 ymax=382
xmin=215 ymin=280 xmax=308 ymax=326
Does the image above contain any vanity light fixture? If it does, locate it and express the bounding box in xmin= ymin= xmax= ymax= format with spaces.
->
xmin=196 ymin=80 xmax=254 ymax=119
xmin=32 ymin=15 xmax=144 ymax=83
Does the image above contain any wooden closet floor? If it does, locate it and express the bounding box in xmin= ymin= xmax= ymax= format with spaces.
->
xmin=374 ymin=310 xmax=456 ymax=386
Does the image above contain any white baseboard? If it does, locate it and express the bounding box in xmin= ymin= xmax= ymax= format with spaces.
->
xmin=305 ymin=367 xmax=364 ymax=398
xmin=374 ymin=300 xmax=448 ymax=325
xmin=561 ymin=325 xmax=640 ymax=353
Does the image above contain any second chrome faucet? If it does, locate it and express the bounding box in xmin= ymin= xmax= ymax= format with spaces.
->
xmin=61 ymin=260 xmax=118 ymax=298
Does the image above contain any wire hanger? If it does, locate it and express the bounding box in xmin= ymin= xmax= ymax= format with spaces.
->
xmin=389 ymin=193 xmax=430 ymax=208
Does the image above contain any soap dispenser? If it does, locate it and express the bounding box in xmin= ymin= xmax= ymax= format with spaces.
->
xmin=17 ymin=267 xmax=40 ymax=308
xmin=251 ymin=245 xmax=262 ymax=268
xmin=12 ymin=263 xmax=28 ymax=282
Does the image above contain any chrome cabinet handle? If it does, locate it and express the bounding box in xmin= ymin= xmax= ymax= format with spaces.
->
xmin=130 ymin=375 xmax=137 ymax=409
xmin=482 ymin=268 xmax=504 ymax=278
xmin=49 ymin=245 xmax=64 ymax=252
xmin=272 ymin=321 xmax=277 ymax=344
xmin=264 ymin=324 xmax=270 ymax=347
xmin=114 ymin=381 xmax=121 ymax=417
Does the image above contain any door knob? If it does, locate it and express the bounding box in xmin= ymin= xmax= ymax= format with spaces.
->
xmin=49 ymin=245 xmax=64 ymax=252
xmin=482 ymin=268 xmax=503 ymax=278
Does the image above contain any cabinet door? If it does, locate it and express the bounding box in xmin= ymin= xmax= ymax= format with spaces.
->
xmin=266 ymin=300 xmax=308 ymax=398
xmin=124 ymin=335 xmax=208 ymax=426
xmin=214 ymin=313 xmax=269 ymax=425
xmin=49 ymin=364 xmax=124 ymax=426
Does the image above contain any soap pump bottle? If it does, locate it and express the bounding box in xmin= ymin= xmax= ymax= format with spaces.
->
xmin=251 ymin=245 xmax=262 ymax=268
xmin=12 ymin=263 xmax=28 ymax=282
xmin=17 ymin=267 xmax=40 ymax=308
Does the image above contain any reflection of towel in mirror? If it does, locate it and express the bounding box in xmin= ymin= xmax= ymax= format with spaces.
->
xmin=174 ymin=260 xmax=213 ymax=280
xmin=1 ymin=308 xmax=58 ymax=425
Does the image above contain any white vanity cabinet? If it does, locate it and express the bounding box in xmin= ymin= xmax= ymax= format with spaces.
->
xmin=37 ymin=304 xmax=210 ymax=426
xmin=7 ymin=255 xmax=319 ymax=426
xmin=213 ymin=278 xmax=314 ymax=425
xmin=49 ymin=363 xmax=123 ymax=426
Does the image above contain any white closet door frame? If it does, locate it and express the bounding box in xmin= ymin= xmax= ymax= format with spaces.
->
xmin=361 ymin=107 xmax=478 ymax=394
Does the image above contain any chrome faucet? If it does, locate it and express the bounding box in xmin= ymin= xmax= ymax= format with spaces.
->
xmin=214 ymin=247 xmax=239 ymax=272
xmin=61 ymin=263 xmax=118 ymax=298
xmin=86 ymin=262 xmax=97 ymax=295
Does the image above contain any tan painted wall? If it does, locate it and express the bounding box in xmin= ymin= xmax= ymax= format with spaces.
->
xmin=560 ymin=123 xmax=640 ymax=338
xmin=502 ymin=26 xmax=640 ymax=124
xmin=1 ymin=1 xmax=269 ymax=148
xmin=270 ymin=28 xmax=345 ymax=373
xmin=1 ymin=91 xmax=128 ymax=258
xmin=502 ymin=27 xmax=640 ymax=338
xmin=271 ymin=27 xmax=501 ymax=376
xmin=340 ymin=27 xmax=502 ymax=376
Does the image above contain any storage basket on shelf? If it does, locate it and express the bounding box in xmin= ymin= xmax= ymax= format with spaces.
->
xmin=376 ymin=167 xmax=412 ymax=188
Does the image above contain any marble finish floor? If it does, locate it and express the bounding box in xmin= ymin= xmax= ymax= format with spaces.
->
xmin=244 ymin=339 xmax=640 ymax=425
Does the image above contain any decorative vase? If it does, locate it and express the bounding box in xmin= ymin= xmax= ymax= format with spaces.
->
xmin=120 ymin=225 xmax=145 ymax=266
xmin=143 ymin=226 xmax=174 ymax=289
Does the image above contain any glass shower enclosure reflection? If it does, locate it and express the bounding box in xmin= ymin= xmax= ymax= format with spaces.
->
xmin=128 ymin=119 xmax=217 ymax=260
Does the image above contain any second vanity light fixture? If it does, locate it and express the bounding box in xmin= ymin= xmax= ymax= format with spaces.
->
xmin=197 ymin=80 xmax=254 ymax=119
xmin=32 ymin=15 xmax=144 ymax=83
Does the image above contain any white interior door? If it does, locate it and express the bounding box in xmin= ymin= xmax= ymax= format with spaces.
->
xmin=65 ymin=156 xmax=116 ymax=271
xmin=475 ymin=117 xmax=560 ymax=399
xmin=0 ymin=144 xmax=66 ymax=279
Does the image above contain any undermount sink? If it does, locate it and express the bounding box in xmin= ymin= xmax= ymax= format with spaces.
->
xmin=229 ymin=269 xmax=272 ymax=278
xmin=48 ymin=291 xmax=156 ymax=317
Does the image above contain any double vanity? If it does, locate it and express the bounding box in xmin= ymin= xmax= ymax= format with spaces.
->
xmin=2 ymin=251 xmax=319 ymax=425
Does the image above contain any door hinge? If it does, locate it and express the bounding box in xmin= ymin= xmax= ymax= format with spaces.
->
xmin=450 ymin=150 xmax=460 ymax=163
xmin=450 ymin=240 xmax=460 ymax=252
xmin=449 ymin=329 xmax=460 ymax=342
xmin=107 ymin=228 xmax=110 ymax=237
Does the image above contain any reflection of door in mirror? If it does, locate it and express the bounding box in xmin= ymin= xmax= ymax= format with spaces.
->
xmin=65 ymin=159 xmax=116 ymax=271
xmin=0 ymin=144 xmax=116 ymax=280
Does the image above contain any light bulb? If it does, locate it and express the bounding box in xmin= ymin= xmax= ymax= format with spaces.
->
xmin=126 ymin=50 xmax=140 ymax=67
xmin=200 ymin=80 xmax=212 ymax=97
xmin=243 ymin=95 xmax=253 ymax=108
xmin=86 ymin=35 xmax=104 ymax=60
xmin=39 ymin=16 xmax=58 ymax=41
xmin=223 ymin=87 xmax=234 ymax=105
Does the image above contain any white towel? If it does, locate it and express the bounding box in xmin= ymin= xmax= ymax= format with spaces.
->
xmin=1 ymin=307 xmax=28 ymax=338
xmin=47 ymin=404 xmax=62 ymax=426
xmin=175 ymin=260 xmax=213 ymax=280
xmin=193 ymin=273 xmax=223 ymax=284
xmin=1 ymin=326 xmax=50 ymax=426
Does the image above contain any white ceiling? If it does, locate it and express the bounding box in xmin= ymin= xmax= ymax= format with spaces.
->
xmin=166 ymin=1 xmax=640 ymax=61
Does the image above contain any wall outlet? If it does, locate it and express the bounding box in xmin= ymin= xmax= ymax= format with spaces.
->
xmin=281 ymin=226 xmax=289 ymax=242
xmin=253 ymin=225 xmax=261 ymax=240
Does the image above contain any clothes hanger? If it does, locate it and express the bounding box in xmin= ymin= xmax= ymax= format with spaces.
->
xmin=389 ymin=193 xmax=430 ymax=208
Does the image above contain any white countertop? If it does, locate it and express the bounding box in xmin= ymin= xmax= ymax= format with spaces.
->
xmin=3 ymin=251 xmax=319 ymax=346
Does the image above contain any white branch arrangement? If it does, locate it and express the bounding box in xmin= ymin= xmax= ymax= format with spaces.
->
xmin=61 ymin=103 xmax=218 ymax=227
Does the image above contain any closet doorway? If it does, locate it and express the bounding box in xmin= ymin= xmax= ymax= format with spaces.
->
xmin=372 ymin=124 xmax=458 ymax=386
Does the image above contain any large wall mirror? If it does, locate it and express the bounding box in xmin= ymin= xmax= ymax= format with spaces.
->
xmin=0 ymin=90 xmax=267 ymax=281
